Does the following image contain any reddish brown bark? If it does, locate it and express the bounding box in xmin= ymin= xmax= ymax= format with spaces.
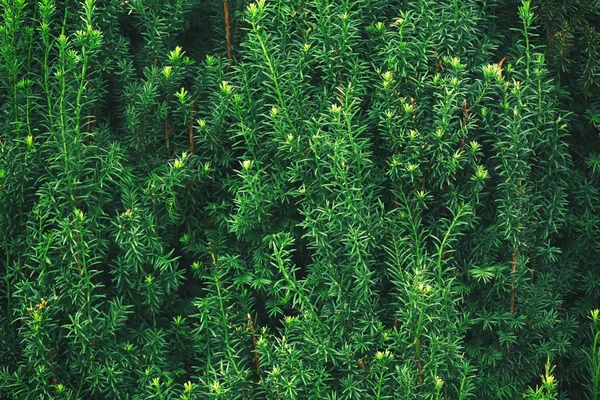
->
xmin=224 ymin=0 xmax=232 ymax=60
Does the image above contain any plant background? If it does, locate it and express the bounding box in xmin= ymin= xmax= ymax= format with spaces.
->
xmin=0 ymin=0 xmax=599 ymax=398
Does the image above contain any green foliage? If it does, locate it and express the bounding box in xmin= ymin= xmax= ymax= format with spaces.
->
xmin=0 ymin=0 xmax=598 ymax=398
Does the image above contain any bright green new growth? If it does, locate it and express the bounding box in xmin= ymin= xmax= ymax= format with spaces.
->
xmin=0 ymin=0 xmax=599 ymax=399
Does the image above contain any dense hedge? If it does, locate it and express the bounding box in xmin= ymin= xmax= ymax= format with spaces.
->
xmin=1 ymin=0 xmax=599 ymax=398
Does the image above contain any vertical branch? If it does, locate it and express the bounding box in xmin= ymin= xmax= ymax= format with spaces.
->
xmin=460 ymin=99 xmax=470 ymax=151
xmin=4 ymin=253 xmax=15 ymax=341
xmin=49 ymin=349 xmax=57 ymax=386
xmin=247 ymin=313 xmax=260 ymax=374
xmin=589 ymin=311 xmax=600 ymax=399
xmin=416 ymin=336 xmax=423 ymax=384
xmin=164 ymin=115 xmax=170 ymax=157
xmin=189 ymin=100 xmax=195 ymax=154
xmin=510 ymin=180 xmax=522 ymax=315
xmin=165 ymin=95 xmax=171 ymax=158
xmin=510 ymin=248 xmax=517 ymax=314
xmin=224 ymin=0 xmax=232 ymax=60
xmin=210 ymin=252 xmax=241 ymax=375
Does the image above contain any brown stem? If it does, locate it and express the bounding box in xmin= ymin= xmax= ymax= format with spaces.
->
xmin=461 ymin=99 xmax=470 ymax=128
xmin=498 ymin=56 xmax=508 ymax=76
xmin=224 ymin=0 xmax=232 ymax=60
xmin=49 ymin=350 xmax=57 ymax=386
xmin=247 ymin=313 xmax=261 ymax=374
